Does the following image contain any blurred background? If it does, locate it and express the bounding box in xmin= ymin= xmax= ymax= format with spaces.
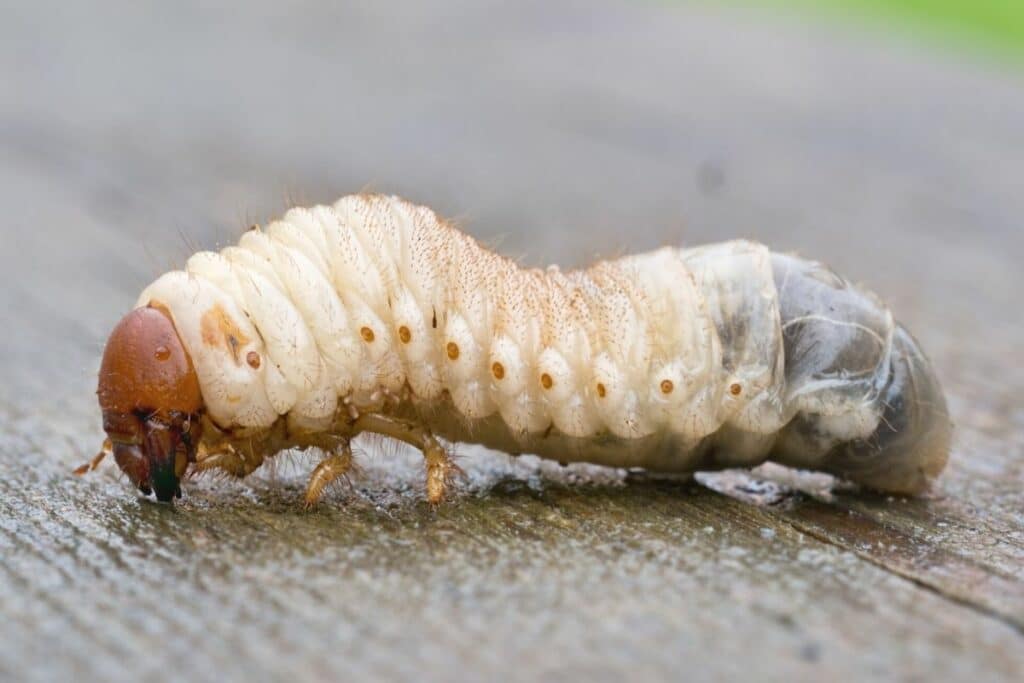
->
xmin=1 ymin=1 xmax=1022 ymax=681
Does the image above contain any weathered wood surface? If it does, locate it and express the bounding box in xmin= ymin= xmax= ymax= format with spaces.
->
xmin=1 ymin=1 xmax=1022 ymax=681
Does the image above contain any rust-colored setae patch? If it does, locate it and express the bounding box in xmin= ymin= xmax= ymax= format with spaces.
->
xmin=200 ymin=304 xmax=250 ymax=364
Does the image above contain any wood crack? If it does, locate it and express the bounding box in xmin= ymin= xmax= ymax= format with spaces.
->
xmin=768 ymin=502 xmax=1024 ymax=635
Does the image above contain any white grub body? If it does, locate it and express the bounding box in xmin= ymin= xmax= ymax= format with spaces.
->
xmin=138 ymin=194 xmax=950 ymax=494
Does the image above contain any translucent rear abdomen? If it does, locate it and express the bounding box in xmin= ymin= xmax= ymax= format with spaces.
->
xmin=767 ymin=254 xmax=950 ymax=493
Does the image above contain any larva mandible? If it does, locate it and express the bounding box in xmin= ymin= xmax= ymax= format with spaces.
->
xmin=89 ymin=193 xmax=951 ymax=504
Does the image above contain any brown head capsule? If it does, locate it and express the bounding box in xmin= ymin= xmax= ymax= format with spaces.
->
xmin=97 ymin=305 xmax=203 ymax=502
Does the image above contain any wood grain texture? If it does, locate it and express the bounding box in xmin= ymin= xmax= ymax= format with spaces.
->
xmin=1 ymin=1 xmax=1022 ymax=681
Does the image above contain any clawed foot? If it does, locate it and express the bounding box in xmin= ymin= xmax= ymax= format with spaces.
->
xmin=423 ymin=439 xmax=464 ymax=505
xmin=304 ymin=444 xmax=355 ymax=508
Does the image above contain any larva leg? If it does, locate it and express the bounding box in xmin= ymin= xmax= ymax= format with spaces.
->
xmin=353 ymin=413 xmax=462 ymax=504
xmin=194 ymin=443 xmax=264 ymax=478
xmin=304 ymin=442 xmax=354 ymax=508
xmin=423 ymin=439 xmax=461 ymax=505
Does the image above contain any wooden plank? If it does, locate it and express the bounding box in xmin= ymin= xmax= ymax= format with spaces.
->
xmin=2 ymin=406 xmax=1023 ymax=680
xmin=701 ymin=467 xmax=1024 ymax=632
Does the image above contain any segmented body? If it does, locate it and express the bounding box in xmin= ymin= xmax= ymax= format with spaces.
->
xmin=137 ymin=194 xmax=950 ymax=494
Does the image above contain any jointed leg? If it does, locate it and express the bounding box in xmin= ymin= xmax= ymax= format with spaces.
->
xmin=352 ymin=413 xmax=461 ymax=504
xmin=304 ymin=442 xmax=354 ymax=507
xmin=193 ymin=443 xmax=264 ymax=478
xmin=423 ymin=439 xmax=460 ymax=504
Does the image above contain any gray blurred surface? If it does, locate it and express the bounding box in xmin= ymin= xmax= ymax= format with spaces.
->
xmin=1 ymin=1 xmax=1023 ymax=681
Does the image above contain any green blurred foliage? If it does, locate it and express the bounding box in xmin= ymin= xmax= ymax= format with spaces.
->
xmin=741 ymin=0 xmax=1024 ymax=61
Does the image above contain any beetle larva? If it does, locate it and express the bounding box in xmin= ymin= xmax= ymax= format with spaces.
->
xmin=89 ymin=193 xmax=950 ymax=504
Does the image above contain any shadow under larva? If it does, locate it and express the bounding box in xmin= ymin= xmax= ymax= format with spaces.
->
xmin=82 ymin=193 xmax=951 ymax=507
